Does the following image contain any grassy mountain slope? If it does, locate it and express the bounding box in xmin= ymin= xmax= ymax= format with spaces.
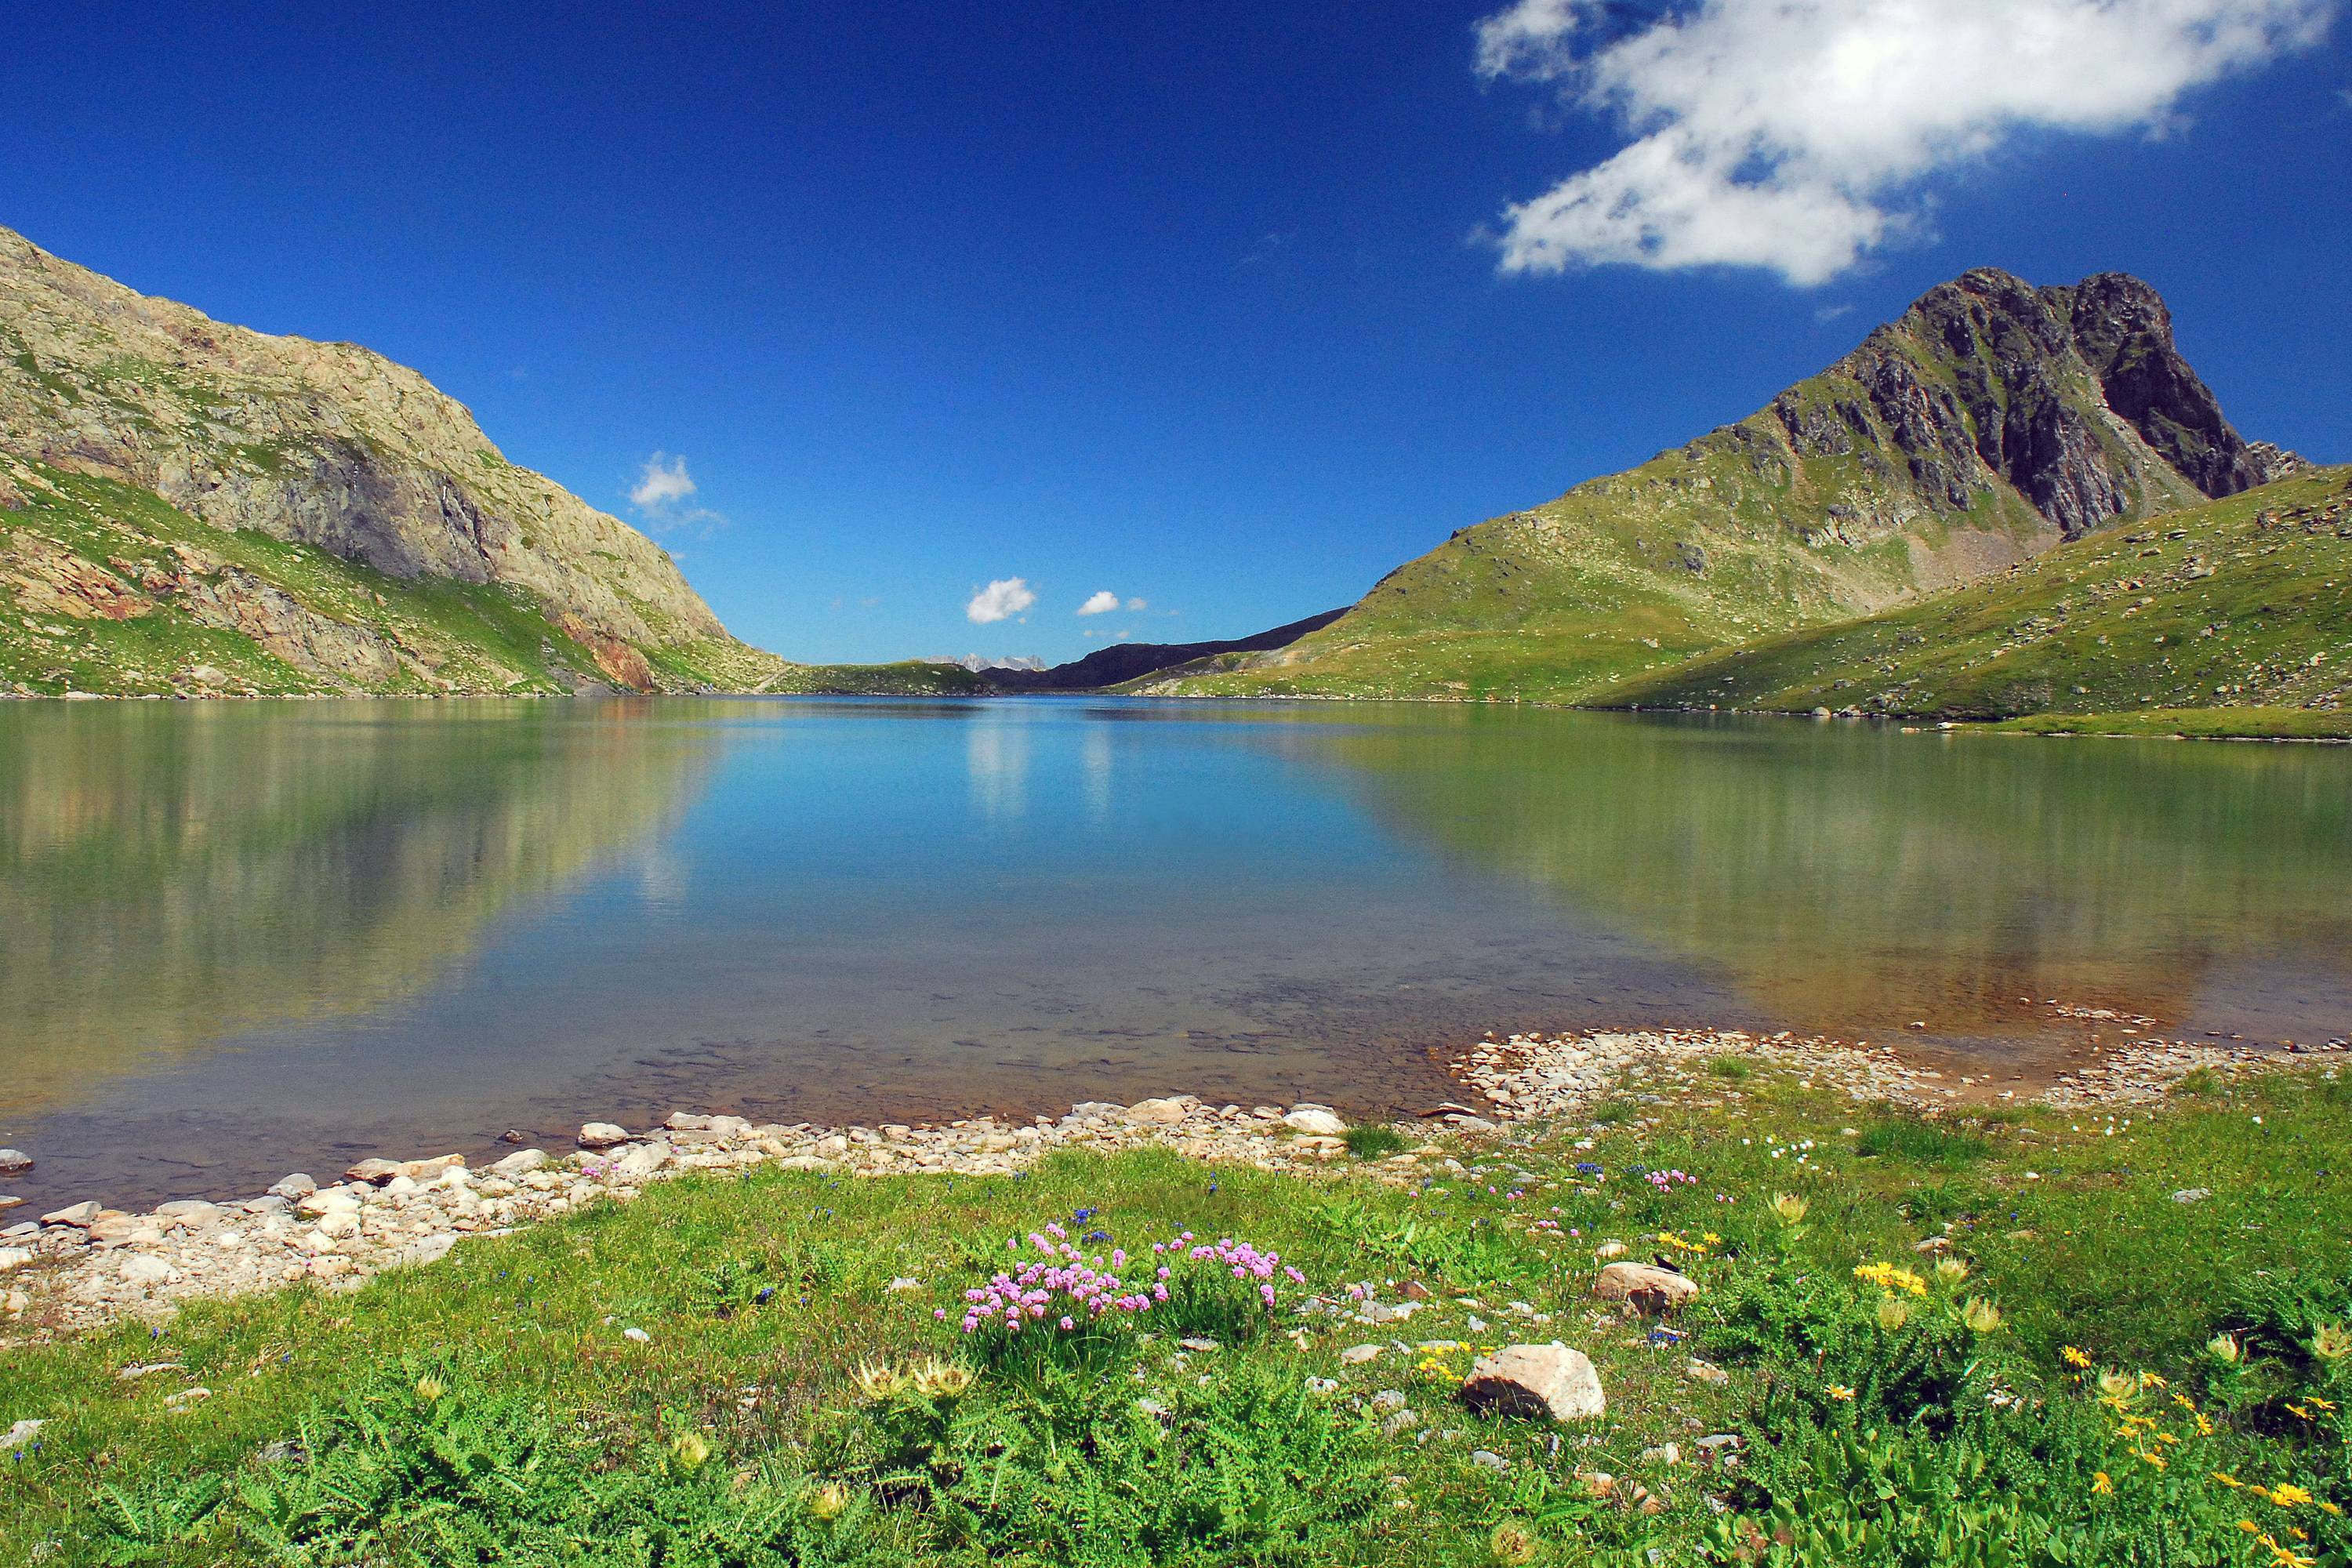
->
xmin=1606 ymin=466 xmax=2352 ymax=730
xmin=0 ymin=461 xmax=775 ymax=696
xmin=0 ymin=225 xmax=784 ymax=695
xmin=1156 ymin=269 xmax=2296 ymax=703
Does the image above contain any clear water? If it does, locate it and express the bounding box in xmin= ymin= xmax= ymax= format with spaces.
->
xmin=2 ymin=696 xmax=2347 ymax=1207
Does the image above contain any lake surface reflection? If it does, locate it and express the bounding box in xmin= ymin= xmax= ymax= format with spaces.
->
xmin=2 ymin=698 xmax=2347 ymax=1204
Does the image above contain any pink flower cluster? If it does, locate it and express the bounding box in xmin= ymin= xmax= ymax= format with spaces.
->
xmin=954 ymin=1226 xmax=1305 ymax=1337
xmin=1646 ymin=1168 xmax=1697 ymax=1191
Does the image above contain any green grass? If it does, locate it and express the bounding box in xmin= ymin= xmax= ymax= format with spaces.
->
xmin=0 ymin=466 xmax=784 ymax=697
xmin=1611 ymin=466 xmax=2352 ymax=727
xmin=1341 ymin=1124 xmax=1410 ymax=1160
xmin=7 ymin=1068 xmax=2352 ymax=1563
xmin=1853 ymin=1117 xmax=1991 ymax=1167
xmin=758 ymin=662 xmax=992 ymax=697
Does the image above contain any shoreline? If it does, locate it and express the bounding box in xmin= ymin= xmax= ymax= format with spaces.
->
xmin=4 ymin=1022 xmax=2338 ymax=1345
xmin=5 ymin=685 xmax=2345 ymax=743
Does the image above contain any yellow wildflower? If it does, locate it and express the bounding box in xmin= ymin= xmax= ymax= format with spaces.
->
xmin=2270 ymin=1484 xmax=2315 ymax=1507
xmin=2216 ymin=1472 xmax=2247 ymax=1490
xmin=2138 ymin=1370 xmax=2168 ymax=1390
xmin=2286 ymin=1403 xmax=2314 ymax=1421
xmin=2308 ymin=1396 xmax=2337 ymax=1413
xmin=2091 ymin=1472 xmax=2113 ymax=1496
xmin=2062 ymin=1345 xmax=2093 ymax=1369
xmin=1827 ymin=1385 xmax=1857 ymax=1401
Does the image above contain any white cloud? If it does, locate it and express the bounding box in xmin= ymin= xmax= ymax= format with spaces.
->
xmin=1076 ymin=590 xmax=1121 ymax=615
xmin=626 ymin=452 xmax=725 ymax=534
xmin=1125 ymin=597 xmax=1148 ymax=611
xmin=1475 ymin=0 xmax=2339 ymax=285
xmin=630 ymin=452 xmax=696 ymax=510
xmin=966 ymin=577 xmax=1038 ymax=624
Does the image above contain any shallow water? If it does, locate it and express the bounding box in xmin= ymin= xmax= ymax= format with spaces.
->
xmin=2 ymin=696 xmax=2347 ymax=1206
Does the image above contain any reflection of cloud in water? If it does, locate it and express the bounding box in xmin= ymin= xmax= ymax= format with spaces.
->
xmin=0 ymin=700 xmax=717 ymax=1116
xmin=1081 ymin=727 xmax=1114 ymax=826
xmin=967 ymin=717 xmax=1030 ymax=822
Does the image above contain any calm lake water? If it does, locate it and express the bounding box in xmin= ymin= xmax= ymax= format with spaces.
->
xmin=3 ymin=697 xmax=2349 ymax=1207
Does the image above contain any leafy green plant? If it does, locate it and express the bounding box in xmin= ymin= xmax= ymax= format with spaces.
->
xmin=1343 ymin=1124 xmax=1410 ymax=1160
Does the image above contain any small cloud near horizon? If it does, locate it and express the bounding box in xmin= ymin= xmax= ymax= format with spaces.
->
xmin=1126 ymin=596 xmax=1148 ymax=611
xmin=1076 ymin=590 xmax=1122 ymax=615
xmin=967 ymin=577 xmax=1038 ymax=624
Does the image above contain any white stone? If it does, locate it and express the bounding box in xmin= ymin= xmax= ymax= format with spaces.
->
xmin=41 ymin=1201 xmax=101 ymax=1229
xmin=1127 ymin=1097 xmax=1194 ymax=1127
xmin=578 ymin=1123 xmax=631 ymax=1150
xmin=0 ymin=1247 xmax=31 ymax=1272
xmin=1282 ymin=1108 xmax=1348 ymax=1137
xmin=1459 ymin=1344 xmax=1606 ymax=1422
xmin=1339 ymin=1344 xmax=1382 ymax=1365
xmin=122 ymin=1255 xmax=173 ymax=1284
xmin=491 ymin=1149 xmax=550 ymax=1176
xmin=2 ymin=1418 xmax=44 ymax=1449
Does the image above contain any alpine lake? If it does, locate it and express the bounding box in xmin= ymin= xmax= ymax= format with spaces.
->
xmin=3 ymin=695 xmax=2347 ymax=1207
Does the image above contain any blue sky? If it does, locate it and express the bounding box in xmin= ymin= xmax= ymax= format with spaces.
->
xmin=2 ymin=2 xmax=2346 ymax=663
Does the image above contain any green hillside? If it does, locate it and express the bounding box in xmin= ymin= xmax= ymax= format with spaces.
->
xmin=1606 ymin=466 xmax=2350 ymax=730
xmin=0 ymin=463 xmax=783 ymax=698
xmin=1153 ymin=269 xmax=2298 ymax=704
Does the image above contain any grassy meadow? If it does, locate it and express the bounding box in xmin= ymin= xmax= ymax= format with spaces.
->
xmin=6 ymin=1063 xmax=2352 ymax=1565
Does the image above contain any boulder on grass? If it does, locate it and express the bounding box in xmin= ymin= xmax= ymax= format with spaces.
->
xmin=1459 ymin=1344 xmax=1606 ymax=1422
xmin=1593 ymin=1261 xmax=1700 ymax=1316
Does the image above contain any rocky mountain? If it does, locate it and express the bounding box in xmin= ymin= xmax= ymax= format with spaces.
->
xmin=0 ymin=224 xmax=780 ymax=695
xmin=1156 ymin=268 xmax=2305 ymax=703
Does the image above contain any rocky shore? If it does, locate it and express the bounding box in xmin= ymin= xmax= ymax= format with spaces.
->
xmin=2 ymin=1025 xmax=2340 ymax=1343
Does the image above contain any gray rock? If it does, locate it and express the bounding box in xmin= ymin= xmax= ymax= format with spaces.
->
xmin=2 ymin=1418 xmax=44 ymax=1450
xmin=609 ymin=1144 xmax=670 ymax=1182
xmin=155 ymin=1200 xmax=220 ymax=1222
xmin=0 ymin=1149 xmax=31 ymax=1176
xmin=40 ymin=1201 xmax=100 ymax=1229
xmin=1283 ymin=1108 xmax=1348 ymax=1137
xmin=269 ymin=1174 xmax=318 ymax=1200
xmin=2172 ymin=1188 xmax=2212 ymax=1204
xmin=121 ymin=1255 xmax=173 ymax=1284
xmin=1470 ymin=1449 xmax=1511 ymax=1473
xmin=1381 ymin=1408 xmax=1421 ymax=1438
xmin=1340 ymin=1344 xmax=1382 ymax=1365
xmin=490 ymin=1149 xmax=550 ymax=1177
xmin=578 ymin=1123 xmax=631 ymax=1150
xmin=1459 ymin=1344 xmax=1606 ymax=1422
xmin=0 ymin=1247 xmax=31 ymax=1272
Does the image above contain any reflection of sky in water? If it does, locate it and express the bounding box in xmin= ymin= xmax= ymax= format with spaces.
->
xmin=1 ymin=696 xmax=2347 ymax=1205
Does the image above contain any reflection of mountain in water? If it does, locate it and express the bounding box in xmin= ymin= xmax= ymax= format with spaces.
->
xmin=1294 ymin=710 xmax=2352 ymax=1036
xmin=0 ymin=699 xmax=714 ymax=1115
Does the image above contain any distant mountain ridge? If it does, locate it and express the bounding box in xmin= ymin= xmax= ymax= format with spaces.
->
xmin=1157 ymin=267 xmax=2307 ymax=704
xmin=0 ymin=224 xmax=780 ymax=695
xmin=978 ymin=608 xmax=1347 ymax=691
